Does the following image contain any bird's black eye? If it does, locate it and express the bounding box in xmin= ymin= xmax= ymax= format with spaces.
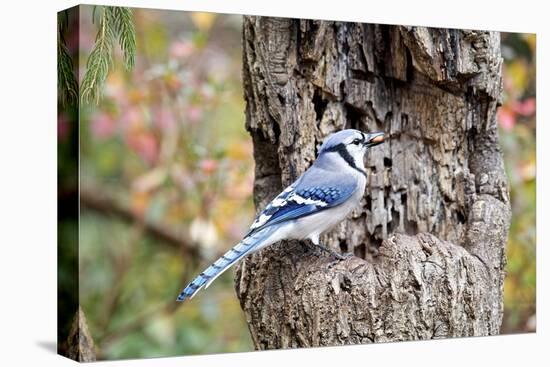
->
xmin=352 ymin=138 xmax=361 ymax=145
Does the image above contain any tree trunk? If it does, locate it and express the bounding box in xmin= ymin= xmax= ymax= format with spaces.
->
xmin=236 ymin=17 xmax=511 ymax=349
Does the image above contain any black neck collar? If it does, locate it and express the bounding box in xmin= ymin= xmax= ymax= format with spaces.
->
xmin=323 ymin=144 xmax=367 ymax=178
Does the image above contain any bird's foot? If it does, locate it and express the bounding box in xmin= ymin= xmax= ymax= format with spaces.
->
xmin=316 ymin=244 xmax=353 ymax=261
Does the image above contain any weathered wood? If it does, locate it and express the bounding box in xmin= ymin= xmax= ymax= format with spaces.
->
xmin=63 ymin=307 xmax=96 ymax=362
xmin=236 ymin=17 xmax=511 ymax=349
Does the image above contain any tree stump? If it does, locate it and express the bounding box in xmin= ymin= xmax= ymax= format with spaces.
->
xmin=236 ymin=17 xmax=511 ymax=349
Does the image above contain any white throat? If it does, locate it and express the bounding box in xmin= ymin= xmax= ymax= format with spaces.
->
xmin=324 ymin=147 xmax=367 ymax=179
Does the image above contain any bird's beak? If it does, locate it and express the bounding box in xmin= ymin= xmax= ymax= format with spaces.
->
xmin=365 ymin=132 xmax=384 ymax=147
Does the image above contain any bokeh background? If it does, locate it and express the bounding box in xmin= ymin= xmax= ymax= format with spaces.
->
xmin=57 ymin=7 xmax=536 ymax=360
xmin=499 ymin=32 xmax=536 ymax=333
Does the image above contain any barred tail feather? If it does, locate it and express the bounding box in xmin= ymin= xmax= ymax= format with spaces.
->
xmin=176 ymin=227 xmax=274 ymax=302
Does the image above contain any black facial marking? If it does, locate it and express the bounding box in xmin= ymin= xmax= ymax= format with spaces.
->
xmin=324 ymin=143 xmax=367 ymax=178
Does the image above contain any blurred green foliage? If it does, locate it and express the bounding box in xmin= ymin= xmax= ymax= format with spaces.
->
xmin=75 ymin=7 xmax=254 ymax=359
xmin=499 ymin=33 xmax=536 ymax=334
xmin=60 ymin=8 xmax=536 ymax=359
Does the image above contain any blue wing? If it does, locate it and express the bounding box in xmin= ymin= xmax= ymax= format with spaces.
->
xmin=246 ymin=176 xmax=356 ymax=236
xmin=177 ymin=163 xmax=359 ymax=302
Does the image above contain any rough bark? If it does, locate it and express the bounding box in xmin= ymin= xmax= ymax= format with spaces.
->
xmin=62 ymin=307 xmax=96 ymax=362
xmin=236 ymin=17 xmax=511 ymax=349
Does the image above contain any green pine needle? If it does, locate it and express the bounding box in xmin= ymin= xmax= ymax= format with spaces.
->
xmin=80 ymin=6 xmax=136 ymax=104
xmin=109 ymin=7 xmax=136 ymax=70
xmin=57 ymin=11 xmax=78 ymax=107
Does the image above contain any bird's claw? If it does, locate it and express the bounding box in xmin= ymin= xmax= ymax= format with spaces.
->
xmin=315 ymin=243 xmax=353 ymax=261
xmin=330 ymin=252 xmax=354 ymax=265
xmin=337 ymin=252 xmax=354 ymax=260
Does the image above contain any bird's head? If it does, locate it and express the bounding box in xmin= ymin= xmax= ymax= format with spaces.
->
xmin=318 ymin=129 xmax=384 ymax=168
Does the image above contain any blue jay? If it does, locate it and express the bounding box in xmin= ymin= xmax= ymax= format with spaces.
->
xmin=177 ymin=129 xmax=384 ymax=302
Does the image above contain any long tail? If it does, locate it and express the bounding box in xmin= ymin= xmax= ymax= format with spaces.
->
xmin=176 ymin=226 xmax=275 ymax=302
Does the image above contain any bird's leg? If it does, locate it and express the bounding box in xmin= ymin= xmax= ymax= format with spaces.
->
xmin=317 ymin=244 xmax=348 ymax=260
xmin=309 ymin=237 xmax=353 ymax=261
xmin=302 ymin=240 xmax=322 ymax=258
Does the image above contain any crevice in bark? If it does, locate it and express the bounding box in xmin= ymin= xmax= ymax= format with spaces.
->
xmin=312 ymin=87 xmax=328 ymax=122
xmin=344 ymin=103 xmax=366 ymax=129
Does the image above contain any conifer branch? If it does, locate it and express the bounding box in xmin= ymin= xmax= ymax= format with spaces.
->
xmin=109 ymin=7 xmax=136 ymax=70
xmin=80 ymin=7 xmax=115 ymax=104
xmin=57 ymin=11 xmax=78 ymax=107
xmin=80 ymin=6 xmax=137 ymax=104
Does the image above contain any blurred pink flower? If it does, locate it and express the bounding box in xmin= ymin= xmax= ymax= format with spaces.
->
xmin=153 ymin=108 xmax=176 ymax=131
xmin=128 ymin=133 xmax=158 ymax=165
xmin=199 ymin=159 xmax=218 ymax=175
xmin=503 ymin=71 xmax=514 ymax=92
xmin=187 ymin=106 xmax=203 ymax=123
xmin=498 ymin=107 xmax=516 ymax=131
xmin=91 ymin=112 xmax=116 ymax=140
xmin=169 ymin=40 xmax=194 ymax=59
xmin=121 ymin=108 xmax=143 ymax=130
xmin=512 ymin=98 xmax=536 ymax=117
xmin=58 ymin=113 xmax=70 ymax=141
